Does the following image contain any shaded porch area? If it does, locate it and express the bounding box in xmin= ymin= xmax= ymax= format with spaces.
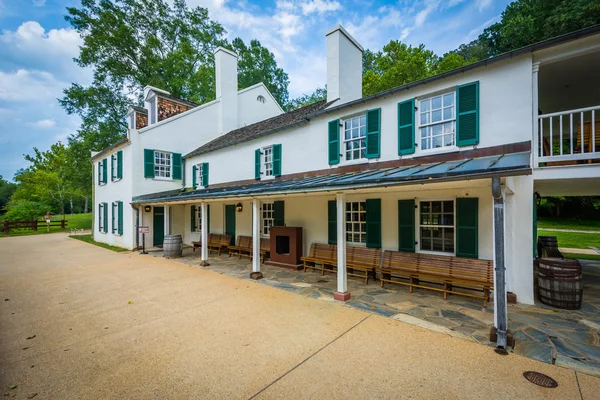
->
xmin=152 ymin=248 xmax=600 ymax=376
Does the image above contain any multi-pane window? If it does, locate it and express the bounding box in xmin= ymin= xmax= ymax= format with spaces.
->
xmin=262 ymin=202 xmax=274 ymax=236
xmin=343 ymin=115 xmax=366 ymax=161
xmin=419 ymin=93 xmax=455 ymax=151
xmin=111 ymin=153 xmax=118 ymax=180
xmin=420 ymin=200 xmax=455 ymax=253
xmin=196 ymin=164 xmax=204 ymax=187
xmin=98 ymin=161 xmax=103 ymax=185
xmin=154 ymin=151 xmax=171 ymax=178
xmin=112 ymin=202 xmax=118 ymax=233
xmin=149 ymin=98 xmax=157 ymax=124
xmin=345 ymin=201 xmax=366 ymax=244
xmin=99 ymin=203 xmax=105 ymax=232
xmin=263 ymin=146 xmax=273 ymax=177
xmin=129 ymin=113 xmax=135 ymax=129
xmin=195 ymin=206 xmax=202 ymax=232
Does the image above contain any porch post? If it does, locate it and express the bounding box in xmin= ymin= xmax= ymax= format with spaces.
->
xmin=250 ymin=198 xmax=263 ymax=279
xmin=492 ymin=177 xmax=509 ymax=350
xmin=532 ymin=62 xmax=540 ymax=168
xmin=334 ymin=192 xmax=350 ymax=301
xmin=200 ymin=202 xmax=210 ymax=266
xmin=164 ymin=205 xmax=170 ymax=236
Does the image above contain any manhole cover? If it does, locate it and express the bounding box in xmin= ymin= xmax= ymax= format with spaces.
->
xmin=523 ymin=371 xmax=558 ymax=388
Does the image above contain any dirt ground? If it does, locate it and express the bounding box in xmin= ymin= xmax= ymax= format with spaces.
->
xmin=1 ymin=233 xmax=598 ymax=399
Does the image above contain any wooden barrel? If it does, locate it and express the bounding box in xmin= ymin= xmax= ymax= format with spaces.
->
xmin=537 ymin=258 xmax=583 ymax=310
xmin=163 ymin=234 xmax=183 ymax=258
xmin=537 ymin=236 xmax=563 ymax=258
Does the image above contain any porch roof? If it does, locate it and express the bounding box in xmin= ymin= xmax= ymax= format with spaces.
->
xmin=133 ymin=152 xmax=531 ymax=204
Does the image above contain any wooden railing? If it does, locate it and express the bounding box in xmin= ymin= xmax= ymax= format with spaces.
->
xmin=537 ymin=105 xmax=599 ymax=165
xmin=2 ymin=220 xmax=67 ymax=235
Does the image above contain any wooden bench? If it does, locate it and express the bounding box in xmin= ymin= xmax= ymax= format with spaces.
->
xmin=301 ymin=243 xmax=381 ymax=284
xmin=207 ymin=233 xmax=232 ymax=256
xmin=228 ymin=235 xmax=253 ymax=259
xmin=192 ymin=240 xmax=202 ymax=251
xmin=378 ymin=250 xmax=494 ymax=307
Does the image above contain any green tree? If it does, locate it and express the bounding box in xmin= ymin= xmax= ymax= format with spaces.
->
xmin=285 ymin=87 xmax=327 ymax=111
xmin=0 ymin=175 xmax=17 ymax=215
xmin=3 ymin=200 xmax=50 ymax=222
xmin=231 ymin=38 xmax=290 ymax=107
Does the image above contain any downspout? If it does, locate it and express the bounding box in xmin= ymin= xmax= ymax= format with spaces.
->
xmin=492 ymin=177 xmax=508 ymax=350
xmin=132 ymin=203 xmax=140 ymax=250
xmin=181 ymin=158 xmax=186 ymax=190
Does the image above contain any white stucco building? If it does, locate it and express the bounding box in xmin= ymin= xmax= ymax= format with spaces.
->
xmin=92 ymin=25 xmax=600 ymax=345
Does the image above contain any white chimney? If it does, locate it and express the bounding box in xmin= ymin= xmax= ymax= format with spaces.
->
xmin=214 ymin=47 xmax=239 ymax=134
xmin=326 ymin=25 xmax=363 ymax=105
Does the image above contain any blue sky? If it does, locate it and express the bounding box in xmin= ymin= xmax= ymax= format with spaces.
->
xmin=0 ymin=0 xmax=510 ymax=181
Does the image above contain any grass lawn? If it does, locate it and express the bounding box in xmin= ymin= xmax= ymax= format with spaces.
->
xmin=69 ymin=234 xmax=129 ymax=252
xmin=1 ymin=213 xmax=92 ymax=237
xmin=564 ymin=253 xmax=600 ymax=261
xmin=538 ymin=229 xmax=600 ymax=250
xmin=537 ymin=217 xmax=600 ymax=231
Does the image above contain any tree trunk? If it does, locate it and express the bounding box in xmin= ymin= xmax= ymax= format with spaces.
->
xmin=84 ymin=197 xmax=89 ymax=213
xmin=70 ymin=199 xmax=74 ymax=216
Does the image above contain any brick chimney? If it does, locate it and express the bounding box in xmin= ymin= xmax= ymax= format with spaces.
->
xmin=214 ymin=47 xmax=239 ymax=134
xmin=326 ymin=25 xmax=363 ymax=105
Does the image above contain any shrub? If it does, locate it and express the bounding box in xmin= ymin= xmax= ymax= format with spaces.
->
xmin=3 ymin=200 xmax=51 ymax=221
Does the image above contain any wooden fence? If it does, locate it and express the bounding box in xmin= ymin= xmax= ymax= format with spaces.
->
xmin=3 ymin=220 xmax=67 ymax=235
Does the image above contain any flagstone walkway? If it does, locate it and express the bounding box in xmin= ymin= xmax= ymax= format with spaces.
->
xmin=158 ymin=248 xmax=600 ymax=376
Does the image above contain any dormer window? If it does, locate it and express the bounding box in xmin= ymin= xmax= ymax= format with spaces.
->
xmin=257 ymin=95 xmax=266 ymax=103
xmin=149 ymin=97 xmax=157 ymax=124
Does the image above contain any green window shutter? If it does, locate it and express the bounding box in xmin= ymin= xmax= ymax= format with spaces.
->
xmin=98 ymin=203 xmax=102 ymax=232
xmin=103 ymin=203 xmax=108 ymax=233
xmin=191 ymin=205 xmax=197 ymax=231
xmin=102 ymin=158 xmax=108 ymax=184
xmin=273 ymin=144 xmax=282 ymax=177
xmin=456 ymin=197 xmax=478 ymax=258
xmin=207 ymin=204 xmax=211 ymax=233
xmin=118 ymin=201 xmax=123 ymax=235
xmin=398 ymin=99 xmax=415 ymax=155
xmin=144 ymin=149 xmax=155 ymax=178
xmin=327 ymin=200 xmax=337 ymax=245
xmin=254 ymin=148 xmax=261 ymax=180
xmin=97 ymin=162 xmax=101 ymax=184
xmin=202 ymin=163 xmax=209 ymax=187
xmin=328 ymin=119 xmax=340 ymax=165
xmin=366 ymin=198 xmax=382 ymax=248
xmin=398 ymin=199 xmax=415 ymax=252
xmin=172 ymin=153 xmax=182 ymax=180
xmin=111 ymin=203 xmax=115 ymax=232
xmin=117 ymin=150 xmax=123 ymax=179
xmin=192 ymin=165 xmax=197 ymax=189
xmin=365 ymin=108 xmax=381 ymax=159
xmin=273 ymin=200 xmax=285 ymax=226
xmin=456 ymin=81 xmax=479 ymax=146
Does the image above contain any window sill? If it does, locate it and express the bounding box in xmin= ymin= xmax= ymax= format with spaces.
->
xmin=338 ymin=158 xmax=373 ymax=167
xmin=416 ymin=146 xmax=460 ymax=157
xmin=417 ymin=249 xmax=455 ymax=257
xmin=111 ymin=178 xmax=122 ymax=183
xmin=151 ymin=177 xmax=174 ymax=181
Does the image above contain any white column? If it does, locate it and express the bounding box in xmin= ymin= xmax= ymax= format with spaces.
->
xmin=164 ymin=205 xmax=170 ymax=236
xmin=334 ymin=192 xmax=349 ymax=301
xmin=250 ymin=199 xmax=263 ymax=279
xmin=200 ymin=202 xmax=209 ymax=266
xmin=532 ymin=62 xmax=540 ymax=168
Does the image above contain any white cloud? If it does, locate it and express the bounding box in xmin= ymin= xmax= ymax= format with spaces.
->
xmin=0 ymin=69 xmax=66 ymax=101
xmin=300 ymin=0 xmax=341 ymax=15
xmin=32 ymin=0 xmax=46 ymax=6
xmin=415 ymin=2 xmax=439 ymax=28
xmin=32 ymin=119 xmax=56 ymax=128
xmin=475 ymin=0 xmax=492 ymax=12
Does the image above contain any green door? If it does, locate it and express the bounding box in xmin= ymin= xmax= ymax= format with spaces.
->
xmin=153 ymin=206 xmax=165 ymax=247
xmin=225 ymin=205 xmax=236 ymax=246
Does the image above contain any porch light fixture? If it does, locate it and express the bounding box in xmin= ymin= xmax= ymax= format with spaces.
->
xmin=235 ymin=203 xmax=243 ymax=212
xmin=144 ymin=205 xmax=152 ymax=212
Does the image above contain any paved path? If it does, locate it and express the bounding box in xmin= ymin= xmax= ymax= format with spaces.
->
xmin=540 ymin=228 xmax=600 ymax=234
xmin=1 ymin=234 xmax=599 ymax=399
xmin=560 ymin=247 xmax=600 ymax=255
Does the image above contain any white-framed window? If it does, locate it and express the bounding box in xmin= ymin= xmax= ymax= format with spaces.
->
xmin=128 ymin=113 xmax=135 ymax=129
xmin=419 ymin=200 xmax=455 ymax=254
xmin=97 ymin=161 xmax=103 ymax=185
xmin=196 ymin=163 xmax=204 ymax=187
xmin=99 ymin=203 xmax=105 ymax=232
xmin=112 ymin=202 xmax=118 ymax=233
xmin=345 ymin=201 xmax=366 ymax=245
xmin=194 ymin=206 xmax=202 ymax=233
xmin=154 ymin=151 xmax=172 ymax=178
xmin=261 ymin=202 xmax=274 ymax=236
xmin=419 ymin=92 xmax=455 ymax=151
xmin=111 ymin=153 xmax=118 ymax=180
xmin=263 ymin=146 xmax=273 ymax=177
xmin=343 ymin=114 xmax=367 ymax=161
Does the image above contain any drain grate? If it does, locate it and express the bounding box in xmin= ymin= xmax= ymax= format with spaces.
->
xmin=523 ymin=371 xmax=558 ymax=388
